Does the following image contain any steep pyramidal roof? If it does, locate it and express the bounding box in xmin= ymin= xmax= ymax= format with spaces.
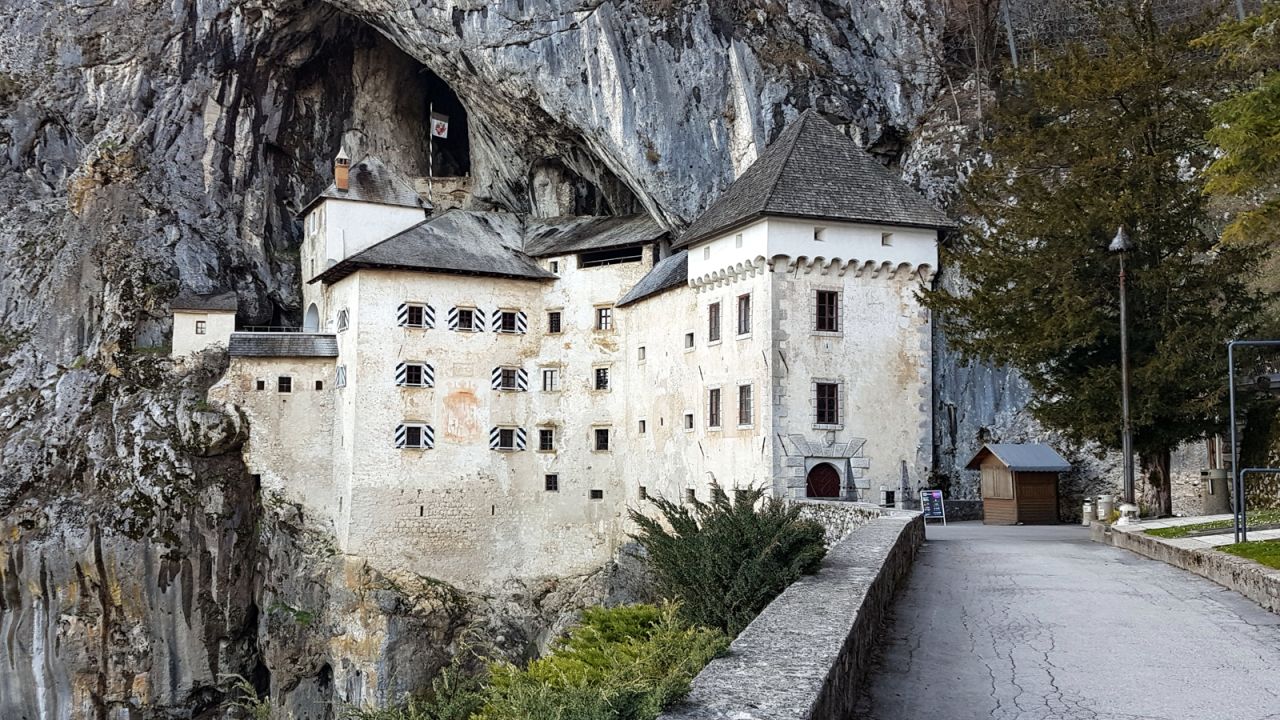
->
xmin=301 ymin=155 xmax=427 ymax=214
xmin=674 ymin=110 xmax=952 ymax=248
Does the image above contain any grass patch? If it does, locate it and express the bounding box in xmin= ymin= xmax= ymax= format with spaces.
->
xmin=1145 ymin=509 xmax=1280 ymax=539
xmin=1219 ymin=539 xmax=1280 ymax=570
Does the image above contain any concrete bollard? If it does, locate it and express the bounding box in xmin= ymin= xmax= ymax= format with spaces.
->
xmin=1082 ymin=501 xmax=1095 ymax=526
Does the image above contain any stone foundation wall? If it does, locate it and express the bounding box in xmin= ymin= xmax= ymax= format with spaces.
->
xmin=793 ymin=499 xmax=886 ymax=544
xmin=659 ymin=510 xmax=924 ymax=720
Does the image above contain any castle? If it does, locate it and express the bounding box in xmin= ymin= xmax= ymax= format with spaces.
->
xmin=184 ymin=112 xmax=950 ymax=589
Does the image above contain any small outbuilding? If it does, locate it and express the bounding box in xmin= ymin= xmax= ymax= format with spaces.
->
xmin=966 ymin=443 xmax=1071 ymax=525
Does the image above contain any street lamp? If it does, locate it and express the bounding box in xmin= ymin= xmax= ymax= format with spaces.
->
xmin=1110 ymin=226 xmax=1138 ymax=522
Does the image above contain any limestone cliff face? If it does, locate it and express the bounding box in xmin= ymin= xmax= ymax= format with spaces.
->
xmin=0 ymin=0 xmax=1025 ymax=717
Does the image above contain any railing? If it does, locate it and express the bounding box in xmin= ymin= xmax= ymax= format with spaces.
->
xmin=238 ymin=326 xmax=305 ymax=333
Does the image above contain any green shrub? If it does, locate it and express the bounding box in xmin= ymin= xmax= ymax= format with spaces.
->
xmin=342 ymin=655 xmax=486 ymax=720
xmin=476 ymin=604 xmax=727 ymax=720
xmin=630 ymin=484 xmax=826 ymax=635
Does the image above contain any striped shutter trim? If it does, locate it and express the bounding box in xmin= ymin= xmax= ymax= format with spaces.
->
xmin=516 ymin=368 xmax=529 ymax=391
xmin=395 ymin=423 xmax=407 ymax=448
xmin=421 ymin=425 xmax=435 ymax=448
xmin=489 ymin=426 xmax=502 ymax=449
xmin=474 ymin=308 xmax=486 ymax=332
xmin=517 ymin=311 xmax=528 ymax=333
xmin=491 ymin=311 xmax=503 ymax=333
xmin=423 ymin=363 xmax=435 ymax=387
xmin=397 ymin=303 xmax=409 ymax=327
xmin=423 ymin=304 xmax=436 ymax=328
xmin=396 ymin=362 xmax=408 ymax=386
xmin=491 ymin=366 xmax=503 ymax=390
xmin=396 ymin=423 xmax=435 ymax=449
xmin=447 ymin=306 xmax=459 ymax=330
xmin=515 ymin=427 xmax=528 ymax=450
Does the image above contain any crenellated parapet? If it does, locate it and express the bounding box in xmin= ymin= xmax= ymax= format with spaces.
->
xmin=690 ymin=255 xmax=935 ymax=290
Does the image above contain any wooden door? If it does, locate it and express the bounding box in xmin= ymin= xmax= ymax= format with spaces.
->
xmin=806 ymin=463 xmax=841 ymax=498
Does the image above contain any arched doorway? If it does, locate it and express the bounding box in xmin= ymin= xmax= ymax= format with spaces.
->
xmin=806 ymin=463 xmax=841 ymax=498
xmin=304 ymin=303 xmax=320 ymax=332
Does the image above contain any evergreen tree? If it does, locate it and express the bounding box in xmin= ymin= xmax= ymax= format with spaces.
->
xmin=925 ymin=3 xmax=1265 ymax=515
xmin=1199 ymin=2 xmax=1280 ymax=248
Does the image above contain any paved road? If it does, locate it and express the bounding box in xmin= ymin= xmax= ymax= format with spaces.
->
xmin=854 ymin=523 xmax=1280 ymax=720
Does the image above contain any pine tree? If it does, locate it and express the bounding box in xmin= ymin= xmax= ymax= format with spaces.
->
xmin=925 ymin=3 xmax=1265 ymax=515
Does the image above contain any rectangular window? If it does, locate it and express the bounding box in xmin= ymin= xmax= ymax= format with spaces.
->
xmin=539 ymin=428 xmax=555 ymax=452
xmin=594 ymin=428 xmax=610 ymax=452
xmin=545 ymin=474 xmax=559 ymax=492
xmin=499 ymin=310 xmax=519 ymax=333
xmin=638 ymin=346 xmax=646 ymax=362
xmin=686 ymin=488 xmax=697 ymax=503
xmin=457 ymin=308 xmax=476 ymax=331
xmin=499 ymin=366 xmax=519 ymax=389
xmin=816 ymin=290 xmax=840 ymax=332
xmin=407 ymin=305 xmax=425 ymax=327
xmin=816 ymin=382 xmax=840 ymax=425
xmin=596 ymin=306 xmax=613 ymax=331
xmin=639 ymin=486 xmax=648 ymax=500
xmin=735 ymin=233 xmax=743 ymax=248
xmin=737 ymin=294 xmax=751 ymax=335
xmin=684 ymin=413 xmax=694 ymax=431
xmin=684 ymin=332 xmax=694 ymax=349
xmin=881 ymin=232 xmax=894 ymax=246
xmin=542 ymin=368 xmax=560 ymax=392
xmin=337 ymin=309 xmax=349 ymax=332
xmin=498 ymin=428 xmax=516 ymax=450
xmin=406 ymin=364 xmax=424 ymax=386
xmin=708 ymin=388 xmax=722 ymax=428
xmin=550 ymin=260 xmax=560 ymax=274
xmin=314 ymin=380 xmax=324 ymax=391
xmin=738 ymin=384 xmax=753 ymax=426
xmin=708 ymin=302 xmax=721 ymax=342
xmin=406 ymin=425 xmax=423 ymax=448
xmin=335 ymin=366 xmax=347 ymax=388
xmin=638 ymin=419 xmax=647 ymax=434
xmin=589 ymin=489 xmax=605 ymax=500
xmin=814 ymin=226 xmax=826 ymax=242
xmin=580 ymin=247 xmax=643 ymax=267
xmin=278 ymin=376 xmax=292 ymax=393
xmin=594 ymin=367 xmax=610 ymax=391
xmin=396 ymin=424 xmax=433 ymax=449
xmin=195 ymin=320 xmax=207 ymax=335
xmin=255 ymin=379 xmax=266 ymax=391
xmin=547 ymin=311 xmax=562 ymax=334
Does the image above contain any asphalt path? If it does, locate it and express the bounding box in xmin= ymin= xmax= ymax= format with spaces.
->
xmin=854 ymin=523 xmax=1280 ymax=720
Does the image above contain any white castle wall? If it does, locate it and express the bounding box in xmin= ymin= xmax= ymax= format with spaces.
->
xmin=171 ymin=309 xmax=235 ymax=357
xmin=211 ymin=212 xmax=939 ymax=591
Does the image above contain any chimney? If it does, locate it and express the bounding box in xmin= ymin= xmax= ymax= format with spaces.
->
xmin=334 ymin=147 xmax=350 ymax=192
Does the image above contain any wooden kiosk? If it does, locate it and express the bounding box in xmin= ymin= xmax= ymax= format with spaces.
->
xmin=966 ymin=444 xmax=1070 ymax=525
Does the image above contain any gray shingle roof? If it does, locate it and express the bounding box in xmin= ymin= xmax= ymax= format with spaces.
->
xmin=965 ymin=444 xmax=1072 ymax=472
xmin=229 ymin=333 xmax=338 ymax=358
xmin=171 ymin=291 xmax=238 ymax=312
xmin=301 ymin=155 xmax=428 ymax=214
xmin=524 ymin=214 xmax=669 ymax=257
xmin=311 ymin=210 xmax=555 ymax=284
xmin=674 ymin=110 xmax=953 ymax=249
xmin=617 ymin=251 xmax=688 ymax=307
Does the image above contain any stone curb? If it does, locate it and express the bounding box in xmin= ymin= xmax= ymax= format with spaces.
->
xmin=1094 ymin=522 xmax=1280 ymax=614
xmin=658 ymin=511 xmax=925 ymax=720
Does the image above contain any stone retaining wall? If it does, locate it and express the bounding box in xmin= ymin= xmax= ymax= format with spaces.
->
xmin=1095 ymin=524 xmax=1280 ymax=614
xmin=659 ymin=510 xmax=925 ymax=720
xmin=793 ymin=499 xmax=887 ymax=544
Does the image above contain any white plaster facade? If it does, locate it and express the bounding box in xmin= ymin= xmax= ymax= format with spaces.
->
xmin=171 ymin=309 xmax=235 ymax=357
xmin=203 ymin=116 xmax=947 ymax=590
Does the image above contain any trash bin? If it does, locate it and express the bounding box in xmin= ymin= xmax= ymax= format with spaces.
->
xmin=1202 ymin=469 xmax=1231 ymax=515
xmin=1081 ymin=500 xmax=1095 ymax=526
xmin=1096 ymin=494 xmax=1115 ymax=521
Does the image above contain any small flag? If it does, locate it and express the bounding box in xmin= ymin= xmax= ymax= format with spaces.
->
xmin=430 ymin=112 xmax=449 ymax=139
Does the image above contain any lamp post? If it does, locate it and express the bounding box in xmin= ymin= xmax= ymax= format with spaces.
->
xmin=1111 ymin=227 xmax=1138 ymax=521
